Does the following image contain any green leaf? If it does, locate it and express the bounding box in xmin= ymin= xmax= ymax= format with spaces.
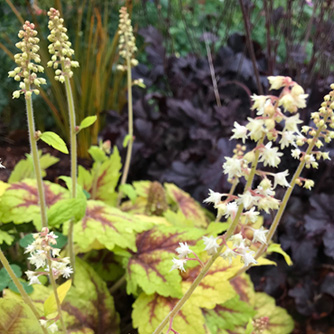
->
xmin=47 ymin=197 xmax=87 ymax=227
xmin=0 ymin=230 xmax=14 ymax=246
xmin=122 ymin=134 xmax=131 ymax=148
xmin=125 ymin=225 xmax=205 ymax=297
xmin=0 ymin=264 xmax=23 ymax=291
xmin=80 ymin=147 xmax=122 ymax=206
xmin=40 ymin=131 xmax=69 ymax=154
xmin=0 ymin=298 xmax=43 ymax=334
xmin=79 ymin=115 xmax=97 ymax=130
xmin=267 ymin=243 xmax=293 ymax=266
xmin=203 ymin=295 xmax=256 ymax=334
xmin=8 ymin=280 xmax=34 ymax=294
xmin=62 ymin=200 xmax=152 ymax=253
xmin=253 ymin=292 xmax=294 ymax=334
xmin=133 ymin=293 xmax=206 ymax=334
xmin=9 ymin=152 xmax=59 ymax=183
xmin=119 ymin=184 xmax=137 ymax=202
xmin=44 ymin=279 xmax=72 ymax=316
xmin=0 ymin=179 xmax=69 ymax=229
xmin=19 ymin=234 xmax=34 ymax=248
xmin=164 ymin=183 xmax=209 ymax=228
xmin=88 ymin=146 xmax=107 ymax=163
xmin=206 ymin=222 xmax=229 ymax=236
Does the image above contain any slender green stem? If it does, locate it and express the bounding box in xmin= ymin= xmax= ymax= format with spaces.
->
xmin=47 ymin=258 xmax=67 ymax=334
xmin=109 ymin=274 xmax=126 ymax=294
xmin=64 ymin=74 xmax=77 ymax=270
xmin=0 ymin=249 xmax=48 ymax=334
xmin=25 ymin=85 xmax=48 ymax=228
xmin=117 ymin=41 xmax=133 ymax=206
xmin=153 ymin=136 xmax=265 ymax=334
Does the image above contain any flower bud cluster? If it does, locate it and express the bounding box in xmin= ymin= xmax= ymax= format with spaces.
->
xmin=47 ymin=8 xmax=79 ymax=82
xmin=8 ymin=21 xmax=46 ymax=99
xmin=25 ymin=227 xmax=73 ymax=285
xmin=117 ymin=7 xmax=138 ymax=70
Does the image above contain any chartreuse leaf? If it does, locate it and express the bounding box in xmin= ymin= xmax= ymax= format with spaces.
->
xmin=119 ymin=183 xmax=137 ymax=202
xmin=4 ymin=258 xmax=120 ymax=333
xmin=44 ymin=279 xmax=72 ymax=316
xmin=79 ymin=146 xmax=122 ymax=206
xmin=133 ymin=293 xmax=206 ymax=334
xmin=0 ymin=180 xmax=9 ymax=195
xmin=9 ymin=151 xmax=59 ymax=183
xmin=164 ymin=183 xmax=209 ymax=228
xmin=267 ymin=243 xmax=293 ymax=266
xmin=203 ymin=295 xmax=256 ymax=334
xmin=40 ymin=131 xmax=69 ymax=154
xmin=79 ymin=115 xmax=97 ymax=131
xmin=253 ymin=292 xmax=294 ymax=334
xmin=63 ymin=200 xmax=153 ymax=253
xmin=0 ymin=179 xmax=69 ymax=229
xmin=122 ymin=134 xmax=131 ymax=148
xmin=0 ymin=298 xmax=43 ymax=334
xmin=125 ymin=225 xmax=205 ymax=297
xmin=229 ymin=274 xmax=256 ymax=305
xmin=0 ymin=230 xmax=14 ymax=246
xmin=88 ymin=145 xmax=108 ymax=163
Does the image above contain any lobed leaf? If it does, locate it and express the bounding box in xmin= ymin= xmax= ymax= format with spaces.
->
xmin=0 ymin=179 xmax=68 ymax=229
xmin=164 ymin=183 xmax=209 ymax=228
xmin=0 ymin=298 xmax=43 ymax=334
xmin=63 ymin=200 xmax=153 ymax=252
xmin=0 ymin=230 xmax=14 ymax=246
xmin=125 ymin=225 xmax=205 ymax=297
xmin=133 ymin=293 xmax=206 ymax=334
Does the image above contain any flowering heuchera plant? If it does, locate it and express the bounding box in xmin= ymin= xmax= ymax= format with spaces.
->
xmin=157 ymin=76 xmax=334 ymax=334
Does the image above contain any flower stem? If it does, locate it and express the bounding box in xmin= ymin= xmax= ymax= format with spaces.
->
xmin=64 ymin=74 xmax=77 ymax=271
xmin=47 ymin=258 xmax=67 ymax=333
xmin=152 ymin=136 xmax=265 ymax=334
xmin=117 ymin=40 xmax=134 ymax=206
xmin=25 ymin=86 xmax=48 ymax=228
xmin=0 ymin=249 xmax=48 ymax=334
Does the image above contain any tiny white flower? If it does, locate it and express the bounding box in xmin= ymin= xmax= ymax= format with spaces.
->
xmin=273 ymin=170 xmax=290 ymax=188
xmin=251 ymin=94 xmax=268 ymax=111
xmin=246 ymin=118 xmax=265 ymax=141
xmin=231 ymin=121 xmax=248 ymax=143
xmin=257 ymin=196 xmax=280 ymax=213
xmin=39 ymin=319 xmax=48 ymax=327
xmin=28 ymin=275 xmax=41 ymax=285
xmin=291 ymin=148 xmax=301 ymax=159
xmin=229 ymin=233 xmax=245 ymax=248
xmin=252 ymin=227 xmax=269 ymax=245
xmin=202 ymin=236 xmax=220 ymax=255
xmin=279 ymin=131 xmax=295 ymax=149
xmin=203 ymin=189 xmax=223 ymax=207
xmin=303 ymin=179 xmax=314 ymax=190
xmin=223 ymin=157 xmax=243 ymax=180
xmin=48 ymin=323 xmax=58 ymax=333
xmin=170 ymin=258 xmax=187 ymax=272
xmin=243 ymin=207 xmax=260 ymax=223
xmin=241 ymin=250 xmax=257 ymax=267
xmin=284 ymin=114 xmax=303 ymax=132
xmin=61 ymin=266 xmax=73 ymax=279
xmin=268 ymin=76 xmax=287 ymax=90
xmin=237 ymin=191 xmax=255 ymax=209
xmin=224 ymin=201 xmax=238 ymax=219
xmin=259 ymin=142 xmax=283 ymax=167
xmin=221 ymin=246 xmax=238 ymax=264
xmin=176 ymin=242 xmax=192 ymax=259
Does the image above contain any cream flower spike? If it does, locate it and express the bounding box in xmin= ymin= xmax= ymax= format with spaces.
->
xmin=8 ymin=21 xmax=46 ymax=99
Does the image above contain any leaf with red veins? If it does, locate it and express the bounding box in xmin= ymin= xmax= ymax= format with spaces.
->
xmin=125 ymin=225 xmax=205 ymax=297
xmin=164 ymin=183 xmax=210 ymax=228
xmin=0 ymin=179 xmax=68 ymax=228
xmin=132 ymin=292 xmax=207 ymax=334
xmin=182 ymin=256 xmax=238 ymax=309
xmin=63 ymin=200 xmax=153 ymax=253
xmin=230 ymin=274 xmax=256 ymax=305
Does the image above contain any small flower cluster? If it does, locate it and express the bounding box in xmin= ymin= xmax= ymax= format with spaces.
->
xmin=25 ymin=227 xmax=73 ymax=285
xmin=117 ymin=6 xmax=138 ymax=71
xmin=8 ymin=21 xmax=46 ymax=99
xmin=47 ymin=8 xmax=79 ymax=82
xmin=39 ymin=319 xmax=58 ymax=333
